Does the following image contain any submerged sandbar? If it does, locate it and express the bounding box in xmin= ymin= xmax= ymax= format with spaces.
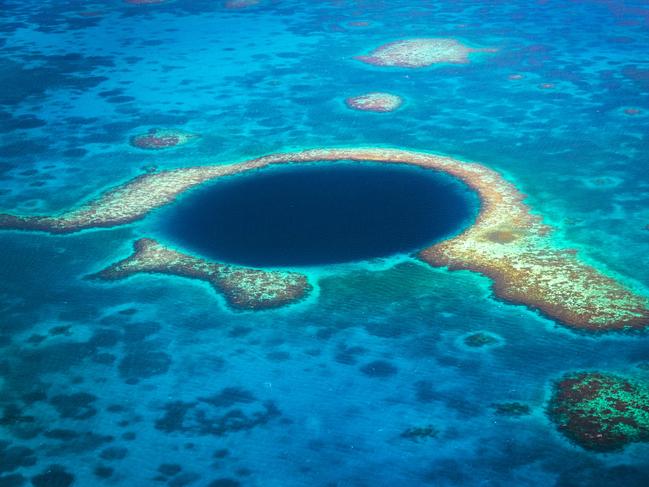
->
xmin=1 ymin=147 xmax=647 ymax=328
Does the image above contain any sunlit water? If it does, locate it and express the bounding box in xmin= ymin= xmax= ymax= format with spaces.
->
xmin=0 ymin=1 xmax=648 ymax=486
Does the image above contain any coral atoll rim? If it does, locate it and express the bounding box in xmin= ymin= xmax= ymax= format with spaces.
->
xmin=1 ymin=147 xmax=647 ymax=328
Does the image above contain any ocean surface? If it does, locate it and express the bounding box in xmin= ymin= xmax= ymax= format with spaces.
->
xmin=1 ymin=1 xmax=649 ymax=486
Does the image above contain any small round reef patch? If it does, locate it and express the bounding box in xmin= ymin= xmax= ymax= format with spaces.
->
xmin=125 ymin=0 xmax=167 ymax=4
xmin=345 ymin=92 xmax=403 ymax=112
xmin=492 ymin=402 xmax=531 ymax=416
xmin=548 ymin=371 xmax=649 ymax=452
xmin=347 ymin=21 xmax=372 ymax=28
xmin=463 ymin=331 xmax=500 ymax=348
xmin=355 ymin=38 xmax=496 ymax=68
xmin=225 ymin=0 xmax=260 ymax=8
xmin=623 ymin=107 xmax=643 ymax=116
xmin=130 ymin=128 xmax=198 ymax=150
xmin=400 ymin=424 xmax=439 ymax=442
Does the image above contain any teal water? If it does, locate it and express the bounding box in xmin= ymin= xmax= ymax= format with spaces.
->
xmin=1 ymin=1 xmax=649 ymax=486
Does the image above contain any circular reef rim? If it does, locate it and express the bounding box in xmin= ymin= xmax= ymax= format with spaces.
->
xmin=1 ymin=146 xmax=647 ymax=330
xmin=154 ymin=160 xmax=480 ymax=268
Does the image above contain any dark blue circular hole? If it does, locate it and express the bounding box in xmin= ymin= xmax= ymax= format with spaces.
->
xmin=156 ymin=162 xmax=479 ymax=267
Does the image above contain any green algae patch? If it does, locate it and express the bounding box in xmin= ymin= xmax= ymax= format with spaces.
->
xmin=548 ymin=372 xmax=649 ymax=452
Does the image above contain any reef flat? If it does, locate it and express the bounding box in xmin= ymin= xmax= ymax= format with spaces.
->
xmin=355 ymin=38 xmax=496 ymax=68
xmin=130 ymin=128 xmax=199 ymax=150
xmin=91 ymin=238 xmax=311 ymax=310
xmin=345 ymin=92 xmax=403 ymax=112
xmin=1 ymin=147 xmax=647 ymax=329
xmin=548 ymin=372 xmax=649 ymax=452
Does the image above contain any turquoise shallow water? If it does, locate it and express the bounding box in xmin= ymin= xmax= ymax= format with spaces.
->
xmin=1 ymin=1 xmax=649 ymax=486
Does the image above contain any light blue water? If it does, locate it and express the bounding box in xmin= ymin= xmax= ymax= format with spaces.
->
xmin=0 ymin=1 xmax=648 ymax=486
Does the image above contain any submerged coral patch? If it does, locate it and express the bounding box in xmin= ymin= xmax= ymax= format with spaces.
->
xmin=346 ymin=21 xmax=372 ymax=28
xmin=31 ymin=465 xmax=75 ymax=487
xmin=400 ymin=424 xmax=439 ymax=442
xmin=130 ymin=128 xmax=198 ymax=150
xmin=548 ymin=372 xmax=649 ymax=452
xmin=345 ymin=92 xmax=403 ymax=112
xmin=127 ymin=0 xmax=167 ymax=4
xmin=0 ymin=147 xmax=648 ymax=328
xmin=355 ymin=38 xmax=496 ymax=68
xmin=118 ymin=350 xmax=171 ymax=381
xmin=225 ymin=0 xmax=260 ymax=9
xmin=463 ymin=332 xmax=500 ymax=348
xmin=582 ymin=176 xmax=623 ymax=189
xmin=125 ymin=0 xmax=167 ymax=4
xmin=492 ymin=402 xmax=531 ymax=416
xmin=360 ymin=360 xmax=398 ymax=378
xmin=155 ymin=388 xmax=280 ymax=436
xmin=0 ymin=442 xmax=37 ymax=474
xmin=623 ymin=107 xmax=642 ymax=116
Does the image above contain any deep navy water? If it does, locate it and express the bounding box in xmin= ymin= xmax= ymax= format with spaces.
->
xmin=1 ymin=1 xmax=649 ymax=487
xmin=159 ymin=163 xmax=477 ymax=267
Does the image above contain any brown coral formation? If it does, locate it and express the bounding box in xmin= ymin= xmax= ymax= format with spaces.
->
xmin=548 ymin=372 xmax=649 ymax=451
xmin=91 ymin=239 xmax=311 ymax=310
xmin=130 ymin=128 xmax=198 ymax=150
xmin=1 ymin=147 xmax=647 ymax=330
